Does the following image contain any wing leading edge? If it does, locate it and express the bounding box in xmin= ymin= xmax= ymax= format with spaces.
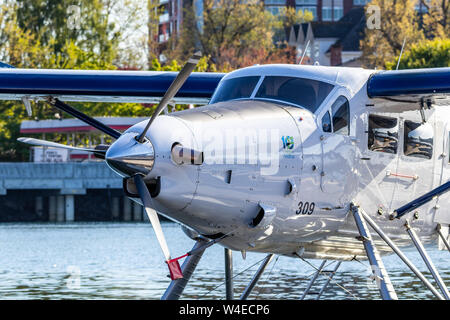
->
xmin=0 ymin=69 xmax=225 ymax=104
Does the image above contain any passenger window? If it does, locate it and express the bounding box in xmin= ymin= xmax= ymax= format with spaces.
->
xmin=331 ymin=96 xmax=349 ymax=135
xmin=404 ymin=121 xmax=433 ymax=159
xmin=368 ymin=115 xmax=398 ymax=154
xmin=322 ymin=111 xmax=332 ymax=132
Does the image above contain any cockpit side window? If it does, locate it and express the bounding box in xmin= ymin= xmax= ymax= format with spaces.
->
xmin=368 ymin=115 xmax=398 ymax=154
xmin=404 ymin=121 xmax=433 ymax=160
xmin=331 ymin=96 xmax=349 ymax=135
xmin=322 ymin=111 xmax=332 ymax=132
xmin=210 ymin=76 xmax=260 ymax=104
xmin=254 ymin=76 xmax=334 ymax=112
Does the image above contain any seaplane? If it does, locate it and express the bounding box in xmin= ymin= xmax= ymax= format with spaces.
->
xmin=0 ymin=52 xmax=449 ymax=300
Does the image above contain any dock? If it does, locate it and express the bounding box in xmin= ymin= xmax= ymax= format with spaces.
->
xmin=0 ymin=162 xmax=148 ymax=222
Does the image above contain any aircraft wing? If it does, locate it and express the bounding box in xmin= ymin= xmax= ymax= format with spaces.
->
xmin=367 ymin=67 xmax=450 ymax=112
xmin=0 ymin=68 xmax=225 ymax=104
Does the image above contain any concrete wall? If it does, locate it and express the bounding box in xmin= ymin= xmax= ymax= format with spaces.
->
xmin=0 ymin=162 xmax=122 ymax=195
xmin=0 ymin=162 xmax=147 ymax=222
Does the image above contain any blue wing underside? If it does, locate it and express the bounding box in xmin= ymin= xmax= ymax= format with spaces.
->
xmin=0 ymin=66 xmax=448 ymax=106
xmin=367 ymin=67 xmax=450 ymax=107
xmin=0 ymin=68 xmax=225 ymax=104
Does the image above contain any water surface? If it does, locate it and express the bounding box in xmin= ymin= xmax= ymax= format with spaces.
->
xmin=0 ymin=222 xmax=448 ymax=300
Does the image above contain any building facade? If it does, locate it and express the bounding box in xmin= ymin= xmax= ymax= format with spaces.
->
xmin=262 ymin=0 xmax=369 ymax=22
xmin=156 ymin=0 xmax=370 ymax=61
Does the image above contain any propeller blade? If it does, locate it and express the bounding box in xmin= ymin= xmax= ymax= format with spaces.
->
xmin=19 ymin=137 xmax=98 ymax=152
xmin=133 ymin=174 xmax=183 ymax=280
xmin=18 ymin=137 xmax=108 ymax=159
xmin=137 ymin=52 xmax=202 ymax=143
xmin=46 ymin=97 xmax=122 ymax=139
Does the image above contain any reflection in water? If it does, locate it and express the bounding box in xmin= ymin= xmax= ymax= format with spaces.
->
xmin=0 ymin=223 xmax=448 ymax=300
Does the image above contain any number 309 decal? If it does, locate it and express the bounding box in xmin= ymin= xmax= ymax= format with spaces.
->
xmin=296 ymin=201 xmax=315 ymax=215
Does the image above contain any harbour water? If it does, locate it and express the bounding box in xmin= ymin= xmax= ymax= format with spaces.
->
xmin=0 ymin=222 xmax=448 ymax=300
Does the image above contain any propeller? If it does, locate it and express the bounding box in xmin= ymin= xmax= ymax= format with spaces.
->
xmin=18 ymin=137 xmax=109 ymax=159
xmin=136 ymin=51 xmax=202 ymax=143
xmin=133 ymin=174 xmax=183 ymax=280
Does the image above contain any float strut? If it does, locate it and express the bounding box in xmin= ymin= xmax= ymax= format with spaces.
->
xmin=316 ymin=261 xmax=342 ymax=300
xmin=161 ymin=238 xmax=208 ymax=300
xmin=360 ymin=210 xmax=444 ymax=300
xmin=437 ymin=224 xmax=450 ymax=253
xmin=300 ymin=260 xmax=327 ymax=300
xmin=240 ymin=254 xmax=274 ymax=300
xmin=351 ymin=204 xmax=398 ymax=300
xmin=225 ymin=248 xmax=234 ymax=300
xmin=405 ymin=221 xmax=450 ymax=300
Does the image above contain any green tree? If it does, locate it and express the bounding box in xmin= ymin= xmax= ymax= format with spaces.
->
xmin=385 ymin=38 xmax=450 ymax=69
xmin=0 ymin=2 xmax=153 ymax=161
xmin=15 ymin=0 xmax=121 ymax=64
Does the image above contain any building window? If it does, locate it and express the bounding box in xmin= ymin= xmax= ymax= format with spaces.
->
xmin=322 ymin=7 xmax=332 ymax=21
xmin=331 ymin=96 xmax=349 ymax=135
xmin=353 ymin=0 xmax=368 ymax=5
xmin=265 ymin=0 xmax=287 ymax=4
xmin=264 ymin=0 xmax=286 ymax=15
xmin=295 ymin=0 xmax=317 ymax=4
xmin=404 ymin=121 xmax=433 ymax=159
xmin=368 ymin=115 xmax=398 ymax=154
xmin=322 ymin=0 xmax=343 ymax=21
xmin=266 ymin=6 xmax=284 ymax=15
xmin=334 ymin=7 xmax=343 ymax=20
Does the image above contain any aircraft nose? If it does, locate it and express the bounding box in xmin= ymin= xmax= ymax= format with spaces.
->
xmin=105 ymin=132 xmax=155 ymax=177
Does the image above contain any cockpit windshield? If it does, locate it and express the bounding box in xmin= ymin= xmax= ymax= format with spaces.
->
xmin=255 ymin=76 xmax=334 ymax=112
xmin=209 ymin=75 xmax=334 ymax=113
xmin=209 ymin=76 xmax=260 ymax=104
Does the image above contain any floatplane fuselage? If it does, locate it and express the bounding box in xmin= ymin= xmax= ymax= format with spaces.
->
xmin=106 ymin=64 xmax=450 ymax=260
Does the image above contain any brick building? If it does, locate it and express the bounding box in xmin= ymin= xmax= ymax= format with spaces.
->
xmin=156 ymin=0 xmax=370 ymax=62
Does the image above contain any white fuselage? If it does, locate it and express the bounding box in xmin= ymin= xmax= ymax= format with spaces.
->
xmin=123 ymin=65 xmax=450 ymax=260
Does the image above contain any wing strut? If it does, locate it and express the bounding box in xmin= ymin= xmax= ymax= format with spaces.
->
xmin=45 ymin=97 xmax=121 ymax=139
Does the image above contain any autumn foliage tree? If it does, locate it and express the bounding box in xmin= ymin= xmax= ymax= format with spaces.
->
xmin=361 ymin=0 xmax=450 ymax=69
xmin=165 ymin=0 xmax=310 ymax=71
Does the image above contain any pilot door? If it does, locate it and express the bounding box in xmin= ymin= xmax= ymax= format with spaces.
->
xmin=319 ymin=94 xmax=357 ymax=206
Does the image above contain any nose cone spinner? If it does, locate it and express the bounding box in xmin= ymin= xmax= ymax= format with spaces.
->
xmin=105 ymin=132 xmax=155 ymax=177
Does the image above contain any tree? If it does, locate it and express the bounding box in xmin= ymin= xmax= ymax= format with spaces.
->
xmin=0 ymin=2 xmax=156 ymax=161
xmin=165 ymin=0 xmax=292 ymax=70
xmin=360 ymin=0 xmax=425 ymax=69
xmin=385 ymin=37 xmax=450 ymax=69
xmin=420 ymin=0 xmax=450 ymax=38
xmin=15 ymin=0 xmax=121 ymax=64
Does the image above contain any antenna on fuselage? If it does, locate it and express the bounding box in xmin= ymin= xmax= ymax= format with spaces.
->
xmin=395 ymin=38 xmax=407 ymax=70
xmin=299 ymin=40 xmax=310 ymax=65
